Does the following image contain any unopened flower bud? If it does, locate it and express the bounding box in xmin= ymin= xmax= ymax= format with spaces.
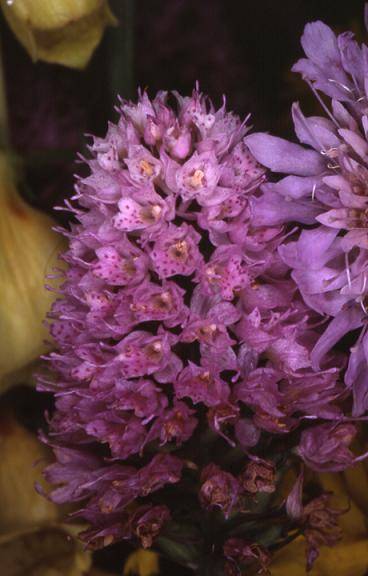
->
xmin=240 ymin=459 xmax=276 ymax=495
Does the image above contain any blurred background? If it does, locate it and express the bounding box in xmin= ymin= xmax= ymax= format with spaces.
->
xmin=0 ymin=1 xmax=367 ymax=575
xmin=3 ymin=0 xmax=366 ymax=214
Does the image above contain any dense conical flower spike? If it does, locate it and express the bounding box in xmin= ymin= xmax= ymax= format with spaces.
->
xmin=245 ymin=8 xmax=368 ymax=420
xmin=40 ymin=88 xmax=357 ymax=572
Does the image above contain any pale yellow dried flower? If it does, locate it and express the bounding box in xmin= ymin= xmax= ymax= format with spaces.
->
xmin=0 ymin=154 xmax=65 ymax=387
xmin=0 ymin=524 xmax=92 ymax=576
xmin=123 ymin=550 xmax=160 ymax=576
xmin=0 ymin=412 xmax=58 ymax=532
xmin=0 ymin=0 xmax=117 ymax=68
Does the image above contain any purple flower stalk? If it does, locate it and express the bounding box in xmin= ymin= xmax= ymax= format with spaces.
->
xmin=40 ymin=87 xmax=359 ymax=571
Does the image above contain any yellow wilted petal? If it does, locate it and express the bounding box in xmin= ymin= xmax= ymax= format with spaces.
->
xmin=0 ymin=412 xmax=59 ymax=532
xmin=343 ymin=464 xmax=368 ymax=518
xmin=123 ymin=550 xmax=160 ymax=576
xmin=0 ymin=525 xmax=92 ymax=576
xmin=0 ymin=0 xmax=117 ymax=69
xmin=2 ymin=0 xmax=102 ymax=30
xmin=34 ymin=4 xmax=117 ymax=69
xmin=0 ymin=155 xmax=65 ymax=387
xmin=317 ymin=472 xmax=367 ymax=539
xmin=271 ymin=536 xmax=368 ymax=576
xmin=271 ymin=537 xmax=309 ymax=576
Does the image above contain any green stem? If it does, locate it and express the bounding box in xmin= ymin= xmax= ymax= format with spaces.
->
xmin=109 ymin=0 xmax=135 ymax=102
xmin=0 ymin=33 xmax=9 ymax=149
xmin=269 ymin=528 xmax=302 ymax=552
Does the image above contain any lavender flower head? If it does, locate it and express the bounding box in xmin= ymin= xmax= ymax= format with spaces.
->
xmin=246 ymin=7 xmax=368 ymax=420
xmin=40 ymin=87 xmax=360 ymax=571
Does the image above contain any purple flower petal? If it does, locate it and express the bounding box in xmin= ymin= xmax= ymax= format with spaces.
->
xmin=246 ymin=133 xmax=325 ymax=176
